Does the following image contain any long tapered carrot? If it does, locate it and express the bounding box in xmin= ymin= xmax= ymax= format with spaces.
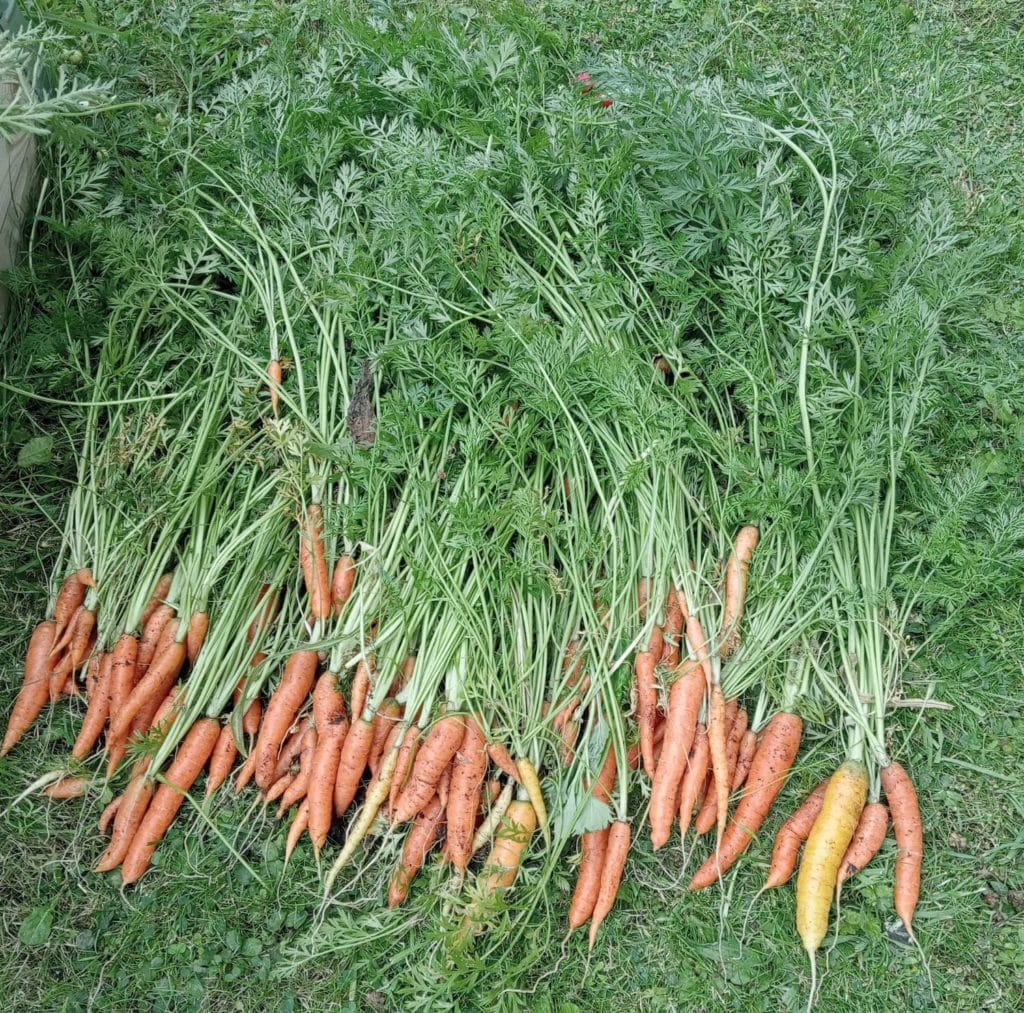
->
xmin=764 ymin=779 xmax=830 ymax=889
xmin=446 ymin=718 xmax=488 ymax=873
xmin=107 ymin=637 xmax=186 ymax=750
xmin=205 ymin=723 xmax=239 ymax=798
xmin=837 ymin=801 xmax=889 ymax=890
xmin=72 ymin=652 xmax=113 ymax=760
xmin=707 ymin=683 xmax=730 ymax=847
xmin=636 ymin=626 xmax=665 ymax=779
xmin=881 ymin=761 xmax=923 ymax=936
xmin=285 ymin=799 xmax=309 ymax=865
xmin=568 ymin=827 xmax=609 ymax=932
xmin=331 ymin=555 xmax=357 ymax=616
xmin=95 ymin=775 xmax=156 ymax=872
xmin=307 ymin=672 xmax=349 ymax=852
xmin=388 ymin=795 xmax=444 ymax=907
xmin=121 ymin=718 xmax=221 ymax=884
xmin=333 ymin=717 xmax=375 ymax=817
xmin=718 ymin=525 xmax=759 ymax=659
xmin=690 ymin=712 xmax=803 ymax=889
xmin=588 ymin=820 xmax=631 ymax=950
xmin=140 ymin=573 xmax=173 ymax=629
xmin=137 ymin=604 xmax=174 ymax=678
xmin=254 ymin=650 xmax=318 ymax=790
xmin=300 ymin=504 xmax=330 ymax=621
xmin=678 ymin=724 xmax=710 ymax=838
xmin=2 ymin=621 xmax=57 ymax=756
xmin=392 ymin=714 xmax=465 ymax=824
xmin=51 ymin=573 xmax=86 ymax=644
xmin=649 ymin=659 xmax=703 ymax=848
xmin=186 ymin=612 xmax=209 ymax=665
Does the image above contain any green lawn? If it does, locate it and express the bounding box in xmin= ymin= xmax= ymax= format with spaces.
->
xmin=2 ymin=1 xmax=1023 ymax=1010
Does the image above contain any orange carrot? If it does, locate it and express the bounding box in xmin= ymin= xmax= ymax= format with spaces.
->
xmin=107 ymin=636 xmax=186 ymax=751
xmin=49 ymin=607 xmax=96 ymax=701
xmin=95 ymin=774 xmax=156 ymax=872
xmin=246 ymin=585 xmax=278 ymax=644
xmin=140 ymin=573 xmax=173 ymax=628
xmin=349 ymin=659 xmax=372 ymax=724
xmin=678 ymin=724 xmax=710 ymax=838
xmin=388 ymin=795 xmax=444 ymax=907
xmin=447 ymin=717 xmax=488 ymax=873
xmin=637 ymin=577 xmax=651 ymax=620
xmin=368 ymin=698 xmax=402 ymax=776
xmin=99 ymin=795 xmax=121 ymax=836
xmin=49 ymin=603 xmax=83 ymax=658
xmin=2 ymin=620 xmax=57 ymax=756
xmin=731 ymin=729 xmax=758 ymax=791
xmin=764 ymin=779 xmax=829 ymax=889
xmin=185 ymin=611 xmax=209 ymax=665
xmin=51 ymin=573 xmax=86 ymax=643
xmin=307 ymin=672 xmax=349 ymax=852
xmin=881 ymin=761 xmax=923 ymax=935
xmin=137 ymin=604 xmax=174 ymax=677
xmin=593 ymin=746 xmax=618 ymax=806
xmin=706 ymin=684 xmax=732 ymax=846
xmin=636 ymin=625 xmax=665 ymax=778
xmin=278 ymin=724 xmax=317 ymax=814
xmin=285 ymin=799 xmax=309 ymax=864
xmin=333 ymin=717 xmax=375 ymax=817
xmin=43 ymin=776 xmax=87 ymax=799
xmin=659 ymin=586 xmax=684 ymax=669
xmin=331 ymin=555 xmax=357 ymax=615
xmin=487 ymin=739 xmax=520 ymax=782
xmin=389 ymin=724 xmax=422 ymax=814
xmin=588 ymin=820 xmax=631 ymax=949
xmin=105 ymin=633 xmax=139 ymax=742
xmin=254 ymin=650 xmax=318 ymax=790
xmin=694 ymin=704 xmax=746 ymax=837
xmin=266 ymin=772 xmax=296 ymax=805
xmin=568 ymin=827 xmax=609 ymax=931
xmin=300 ymin=503 xmax=330 ymax=620
xmin=649 ymin=659 xmax=703 ymax=849
xmin=392 ymin=714 xmax=465 ymax=824
xmin=71 ymin=651 xmax=113 ymax=760
xmin=684 ymin=606 xmax=714 ymax=689
xmin=234 ymin=749 xmax=258 ymax=793
xmin=837 ymin=801 xmax=889 ymax=888
xmin=719 ymin=526 xmax=759 ymax=659
xmin=121 ymin=718 xmax=221 ymax=884
xmin=268 ymin=358 xmax=283 ymax=415
xmin=205 ymin=723 xmax=239 ymax=797
xmin=272 ymin=719 xmax=311 ymax=782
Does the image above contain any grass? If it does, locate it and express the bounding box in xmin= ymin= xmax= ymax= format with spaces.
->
xmin=2 ymin=0 xmax=1023 ymax=1009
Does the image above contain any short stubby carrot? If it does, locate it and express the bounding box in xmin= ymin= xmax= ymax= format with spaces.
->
xmin=837 ymin=801 xmax=889 ymax=889
xmin=43 ymin=776 xmax=88 ymax=799
xmin=568 ymin=827 xmax=609 ymax=931
xmin=690 ymin=711 xmax=802 ymax=890
xmin=254 ymin=649 xmax=318 ymax=790
xmin=881 ymin=761 xmax=923 ymax=936
xmin=120 ymin=718 xmax=221 ymax=884
xmin=2 ymin=620 xmax=57 ymax=756
xmin=588 ymin=819 xmax=631 ymax=950
xmin=392 ymin=714 xmax=465 ymax=824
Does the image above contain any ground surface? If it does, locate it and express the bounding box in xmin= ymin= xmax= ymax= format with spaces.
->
xmin=1 ymin=1 xmax=1022 ymax=1010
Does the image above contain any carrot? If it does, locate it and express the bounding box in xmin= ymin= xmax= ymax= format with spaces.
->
xmin=107 ymin=637 xmax=186 ymax=751
xmin=349 ymin=660 xmax=372 ymax=725
xmin=705 ymin=683 xmax=731 ymax=847
xmin=388 ymin=795 xmax=444 ymax=907
xmin=837 ymin=802 xmax=889 ymax=889
xmin=49 ymin=603 xmax=84 ymax=658
xmin=593 ymin=746 xmax=618 ymax=806
xmin=43 ymin=776 xmax=87 ymax=799
xmin=273 ymin=718 xmax=311 ymax=782
xmin=51 ymin=572 xmax=86 ymax=643
xmin=99 ymin=795 xmax=122 ymax=836
xmin=446 ymin=718 xmax=488 ymax=873
xmin=254 ymin=650 xmax=318 ymax=790
xmin=881 ymin=761 xmax=923 ymax=936
xmin=466 ymin=799 xmax=537 ymax=933
xmin=71 ymin=651 xmax=113 ymax=760
xmin=268 ymin=358 xmax=283 ymax=416
xmin=764 ymin=779 xmax=830 ymax=889
xmin=140 ymin=573 xmax=173 ymax=628
xmin=487 ymin=740 xmax=520 ymax=782
xmin=75 ymin=566 xmax=95 ymax=588
xmin=389 ymin=724 xmax=422 ymax=814
xmin=660 ymin=586 xmax=684 ymax=669
xmin=588 ymin=820 xmax=631 ymax=950
xmin=285 ymin=799 xmax=309 ymax=864
xmin=333 ymin=717 xmax=375 ymax=817
xmin=185 ymin=611 xmax=209 ymax=665
xmin=558 ymin=717 xmax=580 ymax=764
xmin=121 ymin=718 xmax=222 ymax=884
xmin=300 ymin=504 xmax=330 ymax=621
xmin=689 ymin=712 xmax=803 ymax=888
xmin=331 ymin=555 xmax=357 ymax=615
xmin=684 ymin=607 xmax=714 ymax=688
xmin=49 ymin=607 xmax=96 ymax=701
xmin=266 ymin=772 xmax=296 ymax=805
xmin=718 ymin=525 xmax=759 ymax=659
xmin=368 ymin=698 xmax=402 ymax=776
xmin=678 ymin=724 xmax=710 ymax=838
xmin=472 ymin=780 xmax=514 ymax=854
xmin=307 ymin=672 xmax=349 ymax=852
xmin=568 ymin=827 xmax=609 ymax=932
xmin=1 ymin=620 xmax=57 ymax=756
xmin=693 ymin=704 xmax=747 ymax=833
xmin=731 ymin=729 xmax=758 ymax=791
xmin=205 ymin=723 xmax=239 ymax=797
xmin=326 ymin=746 xmax=400 ymax=888
xmin=636 ymin=625 xmax=665 ymax=779
xmin=95 ymin=775 xmax=156 ymax=872
xmin=137 ymin=604 xmax=174 ymax=677
xmin=234 ymin=749 xmax=258 ymax=793
xmin=105 ymin=633 xmax=139 ymax=749
xmin=649 ymin=659 xmax=703 ymax=849
xmin=436 ymin=761 xmax=452 ymax=811
xmin=796 ymin=759 xmax=867 ymax=957
xmin=107 ymin=675 xmax=172 ymax=779
xmin=246 ymin=586 xmax=278 ymax=644
xmin=278 ymin=724 xmax=317 ymax=814
xmin=516 ymin=757 xmax=550 ymax=846
xmin=392 ymin=715 xmax=465 ymax=824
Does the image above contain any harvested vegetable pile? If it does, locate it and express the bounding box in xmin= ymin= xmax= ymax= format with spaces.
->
xmin=2 ymin=4 xmax=1019 ymax=1005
